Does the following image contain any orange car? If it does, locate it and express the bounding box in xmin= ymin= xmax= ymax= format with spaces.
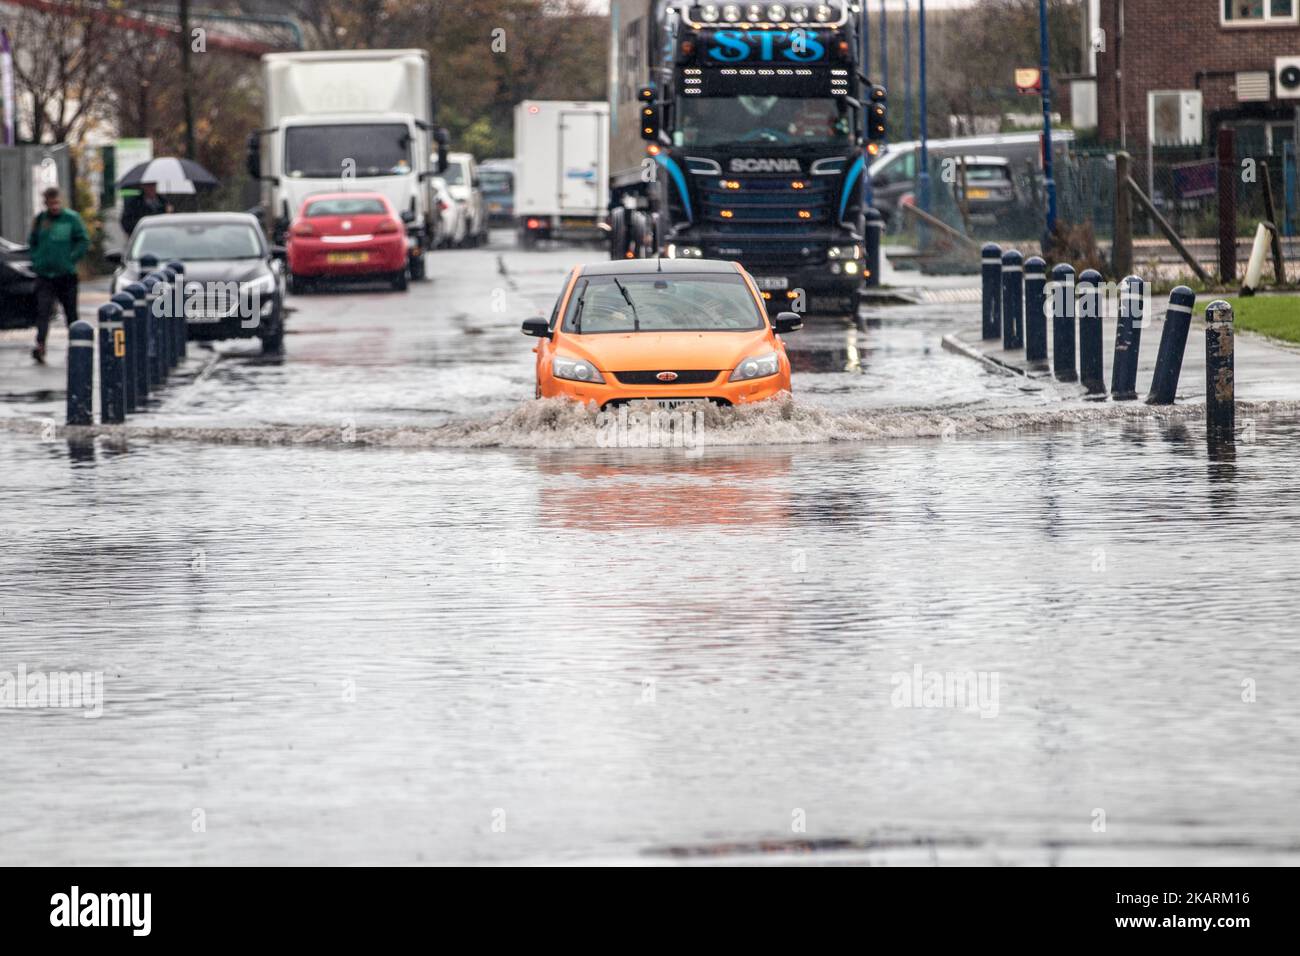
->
xmin=521 ymin=259 xmax=801 ymax=408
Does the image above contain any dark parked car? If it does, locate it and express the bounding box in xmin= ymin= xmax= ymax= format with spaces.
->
xmin=0 ymin=237 xmax=38 ymax=330
xmin=109 ymin=212 xmax=287 ymax=353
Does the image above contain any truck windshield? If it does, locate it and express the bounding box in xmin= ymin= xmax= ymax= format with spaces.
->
xmin=285 ymin=124 xmax=413 ymax=178
xmin=675 ymin=96 xmax=851 ymax=148
xmin=563 ymin=274 xmax=763 ymax=334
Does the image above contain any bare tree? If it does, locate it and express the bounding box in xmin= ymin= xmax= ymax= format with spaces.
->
xmin=8 ymin=0 xmax=116 ymax=143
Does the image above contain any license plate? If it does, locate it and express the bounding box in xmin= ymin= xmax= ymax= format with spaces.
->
xmin=966 ymin=188 xmax=991 ymax=199
xmin=756 ymin=277 xmax=788 ymax=290
xmin=653 ymin=398 xmax=709 ymax=411
xmin=326 ymin=252 xmax=369 ymax=264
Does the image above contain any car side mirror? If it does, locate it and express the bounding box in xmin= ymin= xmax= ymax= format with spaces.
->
xmin=773 ymin=311 xmax=803 ymax=334
xmin=521 ymin=317 xmax=552 ymax=338
xmin=269 ymin=245 xmax=287 ymax=259
xmin=400 ymin=209 xmax=416 ymax=223
xmin=104 ymin=250 xmax=123 ymax=266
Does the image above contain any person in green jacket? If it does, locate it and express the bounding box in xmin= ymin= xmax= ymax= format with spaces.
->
xmin=27 ymin=186 xmax=89 ymax=364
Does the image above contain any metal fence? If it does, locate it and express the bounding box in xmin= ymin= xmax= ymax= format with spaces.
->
xmin=896 ymin=141 xmax=1299 ymax=258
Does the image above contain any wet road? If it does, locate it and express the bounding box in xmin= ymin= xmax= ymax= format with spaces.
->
xmin=3 ymin=234 xmax=1299 ymax=864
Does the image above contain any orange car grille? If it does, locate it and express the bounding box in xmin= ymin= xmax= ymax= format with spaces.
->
xmin=611 ymin=370 xmax=721 ymax=386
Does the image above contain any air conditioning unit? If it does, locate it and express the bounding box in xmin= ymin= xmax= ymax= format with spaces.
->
xmin=1277 ymin=56 xmax=1300 ymax=100
xmin=1148 ymin=90 xmax=1203 ymax=146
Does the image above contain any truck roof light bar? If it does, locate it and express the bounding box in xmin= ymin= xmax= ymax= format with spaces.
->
xmin=682 ymin=2 xmax=847 ymax=28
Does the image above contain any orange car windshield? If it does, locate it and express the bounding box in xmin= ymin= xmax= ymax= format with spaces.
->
xmin=563 ymin=275 xmax=763 ymax=334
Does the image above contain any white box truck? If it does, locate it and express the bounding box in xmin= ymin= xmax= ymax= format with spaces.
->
xmin=513 ymin=100 xmax=608 ymax=247
xmin=247 ymin=49 xmax=448 ymax=278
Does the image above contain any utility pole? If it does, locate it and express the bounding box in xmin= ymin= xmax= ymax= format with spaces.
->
xmin=879 ymin=0 xmax=888 ymax=96
xmin=1038 ymin=0 xmax=1058 ymax=249
xmin=903 ymin=0 xmax=912 ymax=141
xmin=918 ymin=0 xmax=930 ymax=215
xmin=180 ymin=0 xmax=195 ymax=159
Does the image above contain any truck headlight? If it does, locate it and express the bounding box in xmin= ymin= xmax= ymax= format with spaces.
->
xmin=814 ymin=3 xmax=836 ymax=22
xmin=667 ymin=244 xmax=703 ymax=259
xmin=826 ymin=245 xmax=861 ymax=260
xmin=553 ymin=355 xmax=605 ymax=384
xmin=697 ymin=3 xmax=720 ymax=20
xmin=729 ymin=351 xmax=780 ymax=382
xmin=721 ymin=3 xmax=742 ymax=20
xmin=767 ymin=4 xmax=788 ymax=20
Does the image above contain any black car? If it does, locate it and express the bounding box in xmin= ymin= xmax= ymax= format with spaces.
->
xmin=109 ymin=212 xmax=287 ymax=353
xmin=0 ymin=236 xmax=38 ymax=330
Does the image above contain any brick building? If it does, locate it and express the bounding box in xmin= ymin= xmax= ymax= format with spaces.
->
xmin=1091 ymin=0 xmax=1300 ymax=156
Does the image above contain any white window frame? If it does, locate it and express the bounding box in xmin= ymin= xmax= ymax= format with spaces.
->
xmin=1221 ymin=0 xmax=1299 ymax=27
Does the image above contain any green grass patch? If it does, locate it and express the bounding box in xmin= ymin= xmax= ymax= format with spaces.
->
xmin=1221 ymin=296 xmax=1300 ymax=345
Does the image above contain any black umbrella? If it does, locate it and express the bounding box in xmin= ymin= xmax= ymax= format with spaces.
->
xmin=117 ymin=157 xmax=219 ymax=195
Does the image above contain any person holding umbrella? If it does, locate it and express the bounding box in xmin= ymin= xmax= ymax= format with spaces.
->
xmin=121 ymin=182 xmax=172 ymax=236
xmin=27 ymin=186 xmax=89 ymax=365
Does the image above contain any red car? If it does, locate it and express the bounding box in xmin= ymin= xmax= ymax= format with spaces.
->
xmin=286 ymin=192 xmax=408 ymax=292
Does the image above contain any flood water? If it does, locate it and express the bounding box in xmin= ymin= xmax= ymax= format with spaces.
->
xmin=2 ymin=237 xmax=1298 ymax=865
xmin=3 ymin=414 xmax=1299 ymax=865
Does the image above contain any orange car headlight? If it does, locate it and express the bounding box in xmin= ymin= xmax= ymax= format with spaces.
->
xmin=728 ymin=351 xmax=780 ymax=382
xmin=553 ymin=355 xmax=605 ymax=384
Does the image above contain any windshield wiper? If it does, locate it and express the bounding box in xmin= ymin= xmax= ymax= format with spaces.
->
xmin=612 ymin=277 xmax=640 ymax=332
xmin=572 ymin=281 xmax=588 ymax=334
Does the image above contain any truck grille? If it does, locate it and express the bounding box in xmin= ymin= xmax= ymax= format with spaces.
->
xmin=698 ymin=174 xmax=834 ymax=266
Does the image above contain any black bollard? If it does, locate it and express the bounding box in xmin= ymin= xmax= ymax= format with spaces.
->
xmin=160 ymin=268 xmax=179 ymax=369
xmin=1050 ymin=264 xmax=1077 ymax=382
xmin=1205 ymin=300 xmax=1235 ymax=442
xmin=1001 ymin=249 xmax=1024 ymax=351
xmin=864 ymin=209 xmax=882 ymax=289
xmin=1146 ymin=286 xmax=1196 ymax=405
xmin=97 ymin=302 xmax=127 ymax=424
xmin=166 ymin=260 xmax=189 ymax=362
xmin=140 ymin=253 xmax=160 ymax=273
xmin=123 ymin=282 xmax=149 ymax=403
xmin=143 ymin=274 xmax=165 ymax=387
xmin=110 ymin=291 xmax=137 ymax=412
xmin=66 ymin=319 xmax=95 ymax=426
xmin=1076 ymin=268 xmax=1106 ymax=395
xmin=1110 ymin=275 xmax=1146 ymax=401
xmin=981 ymin=243 xmax=1002 ymax=340
xmin=1024 ymin=256 xmax=1048 ymax=365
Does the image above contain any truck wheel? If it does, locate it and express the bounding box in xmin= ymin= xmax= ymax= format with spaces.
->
xmin=391 ymin=270 xmax=408 ymax=292
xmin=628 ymin=211 xmax=649 ymax=258
xmin=608 ymin=207 xmax=628 ymax=260
xmin=519 ymin=227 xmax=537 ymax=250
xmin=646 ymin=211 xmax=662 ymax=256
xmin=409 ymin=252 xmax=426 ymax=280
